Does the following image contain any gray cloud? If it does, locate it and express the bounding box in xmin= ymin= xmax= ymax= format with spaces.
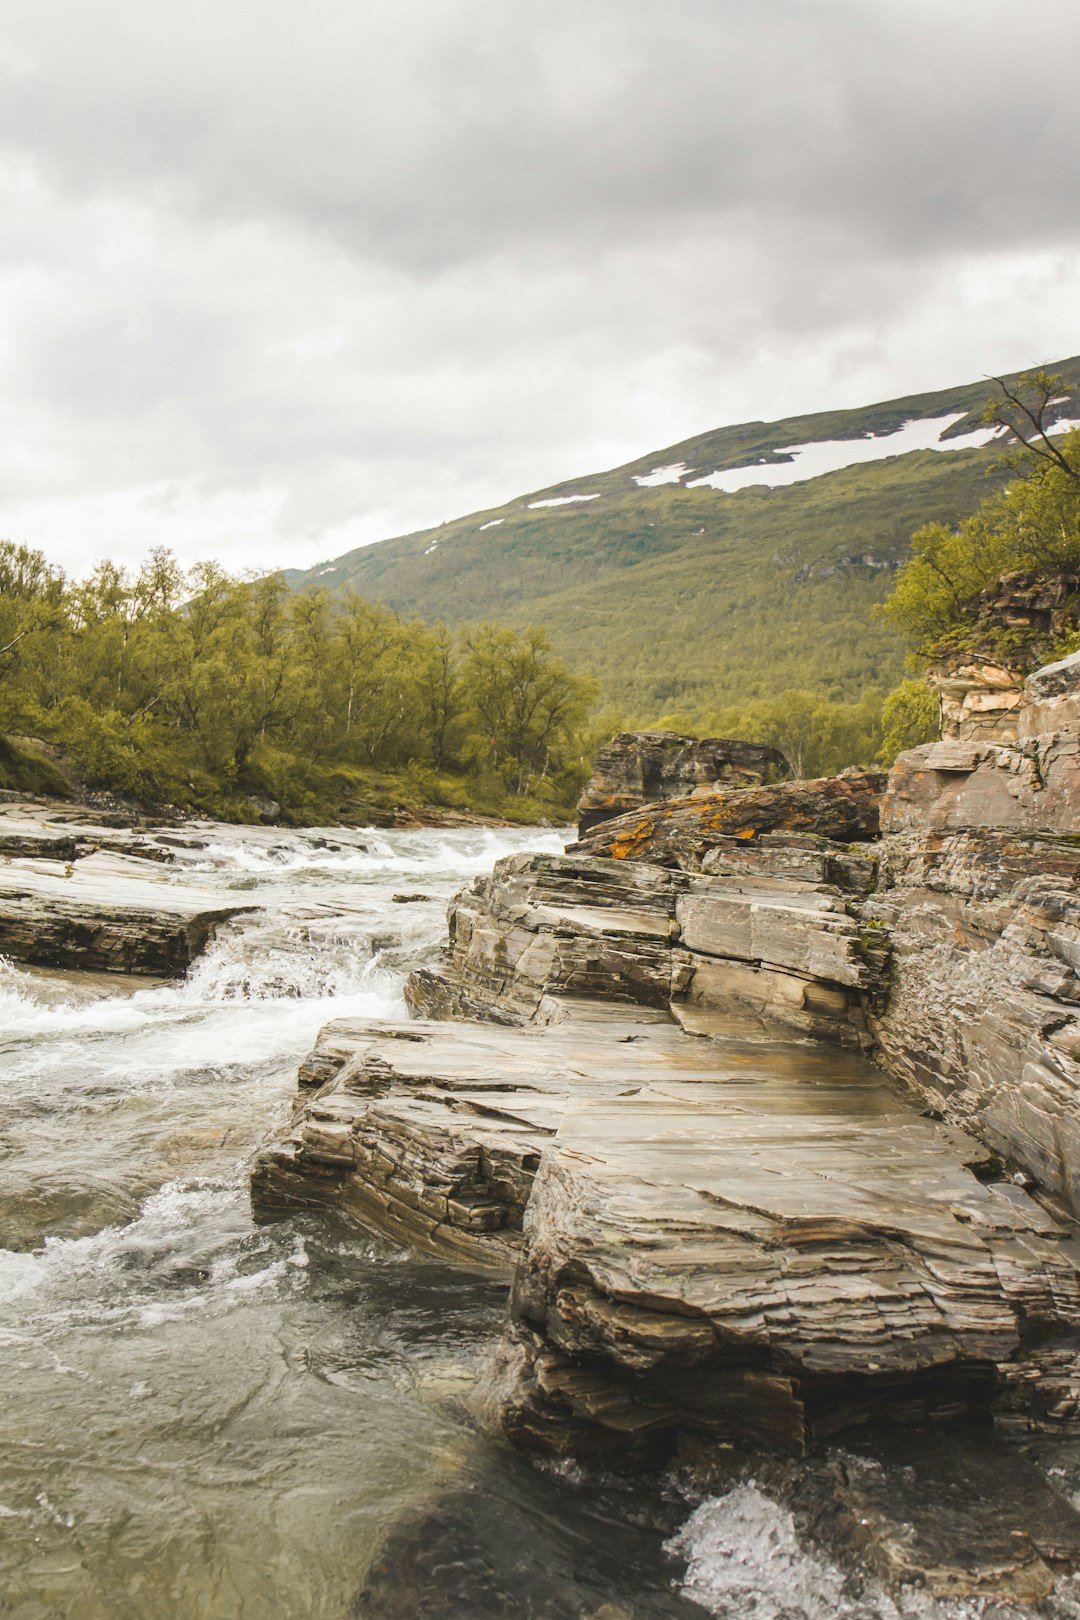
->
xmin=0 ymin=1 xmax=1078 ymax=574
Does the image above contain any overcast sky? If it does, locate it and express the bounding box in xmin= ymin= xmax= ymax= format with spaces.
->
xmin=1 ymin=0 xmax=1079 ymax=577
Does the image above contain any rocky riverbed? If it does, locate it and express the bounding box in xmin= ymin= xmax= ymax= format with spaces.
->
xmin=11 ymin=646 xmax=1080 ymax=1618
xmin=251 ymin=648 xmax=1080 ymax=1613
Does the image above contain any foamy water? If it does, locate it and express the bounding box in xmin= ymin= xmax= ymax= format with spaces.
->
xmin=5 ymin=819 xmax=1080 ymax=1618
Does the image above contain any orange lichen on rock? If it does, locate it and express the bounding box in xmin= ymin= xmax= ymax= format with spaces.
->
xmin=568 ymin=771 xmax=885 ymax=869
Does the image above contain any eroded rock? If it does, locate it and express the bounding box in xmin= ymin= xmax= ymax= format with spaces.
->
xmin=569 ymin=772 xmax=885 ymax=869
xmin=577 ymin=730 xmax=789 ymax=839
xmin=405 ymin=848 xmax=885 ymax=1044
xmin=0 ymin=851 xmax=254 ymax=975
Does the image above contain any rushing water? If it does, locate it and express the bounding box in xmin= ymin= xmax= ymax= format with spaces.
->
xmin=4 ymin=823 xmax=1080 ymax=1620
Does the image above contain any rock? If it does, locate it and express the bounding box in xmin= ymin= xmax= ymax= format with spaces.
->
xmin=473 ymin=1025 xmax=1080 ymax=1463
xmin=926 ymin=568 xmax=1080 ymax=743
xmin=882 ymin=645 xmax=1080 ymax=837
xmin=778 ymin=1431 xmax=1080 ymax=1603
xmin=404 ymin=849 xmax=885 ymax=1044
xmin=568 ymin=772 xmax=885 ymax=869
xmin=577 ymin=731 xmax=789 ymax=839
xmin=0 ymin=850 xmax=254 ymax=975
xmin=352 ymin=1450 xmax=703 ymax=1619
xmin=928 ymin=658 xmax=1025 ymax=743
xmin=247 ymin=794 xmax=281 ymax=824
xmin=868 ymin=827 xmax=1080 ymax=1214
xmin=253 ymin=1008 xmax=704 ymax=1273
xmin=867 ymin=650 xmax=1080 ymax=1213
xmin=255 ymin=994 xmax=1080 ymax=1463
xmin=406 ymin=854 xmax=683 ymax=1026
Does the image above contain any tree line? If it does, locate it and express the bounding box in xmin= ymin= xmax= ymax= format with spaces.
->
xmin=0 ymin=546 xmax=596 ymax=822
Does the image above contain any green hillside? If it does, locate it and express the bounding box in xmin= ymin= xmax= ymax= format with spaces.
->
xmin=290 ymin=359 xmax=1080 ymax=722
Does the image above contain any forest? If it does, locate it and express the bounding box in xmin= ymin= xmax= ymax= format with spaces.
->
xmin=0 ymin=546 xmax=596 ymax=824
xmin=2 ymin=378 xmax=1077 ymax=824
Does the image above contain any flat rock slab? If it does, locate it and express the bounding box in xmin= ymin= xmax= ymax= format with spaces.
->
xmin=254 ymin=1001 xmax=1080 ymax=1453
xmin=479 ymin=1027 xmax=1080 ymax=1458
xmin=0 ymin=850 xmax=254 ymax=975
xmin=253 ymin=1008 xmax=713 ymax=1271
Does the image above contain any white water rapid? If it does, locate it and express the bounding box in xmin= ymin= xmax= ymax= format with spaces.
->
xmin=5 ymin=822 xmax=1080 ymax=1620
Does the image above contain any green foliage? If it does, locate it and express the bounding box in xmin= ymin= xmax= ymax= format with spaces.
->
xmin=0 ymin=736 xmax=73 ymax=798
xmin=692 ymin=687 xmax=885 ymax=779
xmin=883 ymin=376 xmax=1080 ymax=658
xmin=879 ymin=678 xmax=939 ymax=764
xmin=288 ymin=359 xmax=1080 ymax=727
xmin=0 ymin=544 xmax=596 ymax=823
xmin=460 ymin=623 xmax=597 ymax=797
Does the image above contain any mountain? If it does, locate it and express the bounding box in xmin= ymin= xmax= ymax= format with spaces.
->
xmin=288 ymin=359 xmax=1080 ymax=723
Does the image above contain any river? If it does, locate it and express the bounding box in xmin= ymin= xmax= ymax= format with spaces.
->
xmin=2 ymin=823 xmax=1079 ymax=1619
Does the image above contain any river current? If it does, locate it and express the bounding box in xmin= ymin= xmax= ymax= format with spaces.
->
xmin=4 ymin=823 xmax=1080 ymax=1620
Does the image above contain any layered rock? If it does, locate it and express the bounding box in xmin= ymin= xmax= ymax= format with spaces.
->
xmin=255 ymin=1009 xmax=727 ymax=1271
xmin=479 ymin=1059 xmax=1080 ymax=1463
xmin=576 ymin=730 xmax=789 ymax=839
xmin=251 ymin=652 xmax=1080 ymax=1496
xmin=569 ymin=770 xmax=884 ymax=867
xmin=254 ymin=996 xmax=1080 ymax=1460
xmin=882 ymin=652 xmax=1080 ymax=836
xmin=405 ymin=843 xmax=887 ymax=1045
xmin=871 ymin=649 xmax=1080 ymax=1214
xmin=0 ymin=850 xmax=253 ymax=975
xmin=927 ymin=566 xmax=1080 ymax=742
xmin=0 ymin=798 xmax=382 ymax=974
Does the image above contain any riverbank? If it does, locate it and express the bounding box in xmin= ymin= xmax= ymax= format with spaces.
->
xmin=253 ymin=655 xmax=1080 ymax=1610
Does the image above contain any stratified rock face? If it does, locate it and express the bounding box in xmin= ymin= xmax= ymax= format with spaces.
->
xmin=254 ymin=1002 xmax=1080 ymax=1460
xmin=568 ymin=770 xmax=885 ymax=868
xmin=869 ymin=828 xmax=1080 ymax=1214
xmin=576 ymin=731 xmax=789 ymax=839
xmin=475 ymin=1035 xmax=1080 ymax=1463
xmin=870 ymin=651 xmax=1080 ymax=1214
xmin=249 ymin=643 xmax=1080 ymax=1484
xmin=926 ymin=569 xmax=1080 ymax=743
xmin=928 ymin=658 xmax=1024 ymax=742
xmin=254 ymin=1009 xmax=729 ymax=1272
xmin=404 ymin=844 xmax=887 ymax=1045
xmin=883 ymin=651 xmax=1080 ymax=836
xmin=0 ymin=850 xmax=253 ymax=975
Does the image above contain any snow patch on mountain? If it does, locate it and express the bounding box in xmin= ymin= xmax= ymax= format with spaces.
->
xmin=527 ymin=494 xmax=601 ymax=508
xmin=685 ymin=412 xmax=1006 ymax=493
xmin=633 ymin=462 xmax=693 ymax=487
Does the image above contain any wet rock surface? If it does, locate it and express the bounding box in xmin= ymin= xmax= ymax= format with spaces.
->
xmin=0 ymin=850 xmax=255 ymax=974
xmin=246 ymin=644 xmax=1080 ymax=1603
xmin=353 ymin=1450 xmax=704 ymax=1620
xmin=256 ymin=1003 xmax=1080 ymax=1462
xmin=0 ymin=797 xmax=379 ymax=974
xmin=577 ymin=730 xmax=789 ymax=840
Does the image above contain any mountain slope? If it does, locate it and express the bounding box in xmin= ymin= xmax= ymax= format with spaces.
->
xmin=289 ymin=359 xmax=1080 ymax=721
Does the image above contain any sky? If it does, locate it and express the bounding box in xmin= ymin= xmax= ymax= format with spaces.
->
xmin=1 ymin=0 xmax=1079 ymax=578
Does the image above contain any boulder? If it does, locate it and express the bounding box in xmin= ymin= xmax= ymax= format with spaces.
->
xmin=568 ymin=771 xmax=885 ymax=869
xmin=577 ymin=731 xmax=789 ymax=839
